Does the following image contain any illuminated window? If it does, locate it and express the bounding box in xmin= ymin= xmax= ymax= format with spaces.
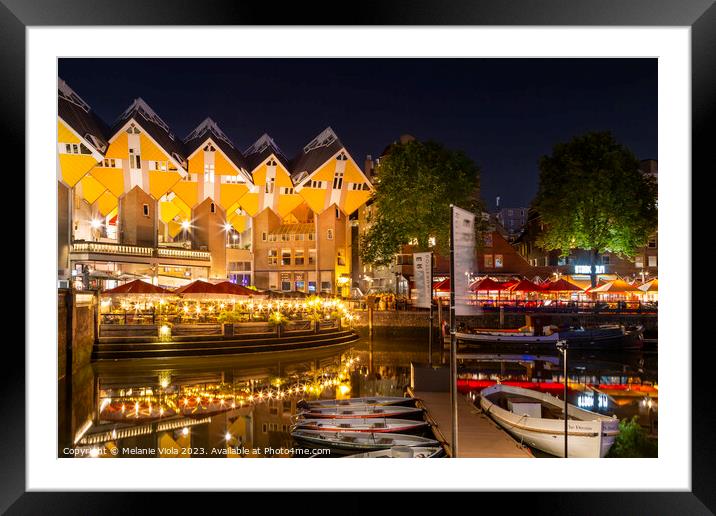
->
xmin=204 ymin=164 xmax=215 ymax=183
xmin=268 ymin=249 xmax=278 ymax=265
xmin=129 ymin=148 xmax=141 ymax=169
xmin=494 ymin=255 xmax=504 ymax=268
xmin=484 ymin=255 xmax=493 ymax=268
xmin=265 ymin=177 xmax=275 ymax=194
xmin=648 ymin=255 xmax=657 ymax=267
xmin=281 ymin=249 xmax=291 ymax=266
xmin=295 ymin=250 xmax=305 ymax=265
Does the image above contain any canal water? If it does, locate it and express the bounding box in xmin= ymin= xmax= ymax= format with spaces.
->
xmin=59 ymin=330 xmax=657 ymax=458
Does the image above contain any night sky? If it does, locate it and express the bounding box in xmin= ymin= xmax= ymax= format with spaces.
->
xmin=58 ymin=58 xmax=657 ymax=209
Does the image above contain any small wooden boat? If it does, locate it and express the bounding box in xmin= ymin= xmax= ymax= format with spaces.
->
xmin=290 ymin=429 xmax=439 ymax=455
xmin=457 ymin=324 xmax=644 ymax=351
xmin=297 ymin=396 xmax=417 ymax=409
xmin=343 ymin=446 xmax=445 ymax=458
xmin=292 ymin=418 xmax=429 ymax=434
xmin=480 ymin=384 xmax=620 ymax=458
xmin=297 ymin=405 xmax=424 ymax=420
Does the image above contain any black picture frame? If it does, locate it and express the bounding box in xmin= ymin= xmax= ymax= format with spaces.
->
xmin=3 ymin=0 xmax=710 ymax=512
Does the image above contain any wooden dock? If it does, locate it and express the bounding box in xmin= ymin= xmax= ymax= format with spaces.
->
xmin=410 ymin=389 xmax=533 ymax=458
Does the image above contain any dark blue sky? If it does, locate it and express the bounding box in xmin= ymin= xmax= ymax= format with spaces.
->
xmin=58 ymin=58 xmax=657 ymax=208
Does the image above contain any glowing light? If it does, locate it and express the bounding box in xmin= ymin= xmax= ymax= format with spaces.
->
xmin=90 ymin=219 xmax=102 ymax=229
xmin=160 ymin=325 xmax=171 ymax=336
xmin=225 ymin=432 xmax=232 ymax=441
xmin=89 ymin=447 xmax=101 ymax=458
xmin=224 ymin=223 xmax=232 ymax=231
xmin=181 ymin=220 xmax=191 ymax=230
xmin=339 ymin=384 xmax=351 ymax=395
xmin=182 ymin=427 xmax=189 ymax=436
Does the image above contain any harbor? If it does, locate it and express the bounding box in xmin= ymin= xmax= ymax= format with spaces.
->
xmin=61 ymin=329 xmax=657 ymax=459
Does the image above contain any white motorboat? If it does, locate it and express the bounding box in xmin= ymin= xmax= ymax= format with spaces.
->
xmin=479 ymin=384 xmax=619 ymax=458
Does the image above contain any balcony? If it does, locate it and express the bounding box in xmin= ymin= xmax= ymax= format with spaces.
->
xmin=71 ymin=241 xmax=153 ymax=257
xmin=71 ymin=241 xmax=210 ymax=262
xmin=156 ymin=247 xmax=210 ymax=261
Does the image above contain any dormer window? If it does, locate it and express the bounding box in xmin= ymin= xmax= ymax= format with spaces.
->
xmin=336 ymin=153 xmax=348 ymax=161
xmin=267 ymin=159 xmax=277 ymax=167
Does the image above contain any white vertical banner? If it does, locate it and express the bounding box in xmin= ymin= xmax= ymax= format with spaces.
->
xmin=413 ymin=252 xmax=432 ymax=308
xmin=452 ymin=206 xmax=480 ymax=315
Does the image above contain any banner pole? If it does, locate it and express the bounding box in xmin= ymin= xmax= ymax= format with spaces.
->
xmin=449 ymin=205 xmax=458 ymax=458
xmin=429 ymin=251 xmax=434 ymax=366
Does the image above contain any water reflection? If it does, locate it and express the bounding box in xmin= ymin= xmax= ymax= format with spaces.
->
xmin=60 ymin=331 xmax=656 ymax=458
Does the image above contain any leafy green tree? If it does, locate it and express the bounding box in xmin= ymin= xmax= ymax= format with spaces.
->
xmin=534 ymin=132 xmax=657 ymax=287
xmin=360 ymin=140 xmax=482 ymax=265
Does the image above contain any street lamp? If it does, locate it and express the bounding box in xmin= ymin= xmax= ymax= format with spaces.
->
xmin=556 ymin=339 xmax=569 ymax=458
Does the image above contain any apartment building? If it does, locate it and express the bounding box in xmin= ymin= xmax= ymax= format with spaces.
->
xmin=57 ymin=79 xmax=373 ymax=294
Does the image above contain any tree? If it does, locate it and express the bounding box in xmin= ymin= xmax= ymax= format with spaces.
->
xmin=534 ymin=132 xmax=657 ymax=287
xmin=359 ymin=140 xmax=482 ymax=266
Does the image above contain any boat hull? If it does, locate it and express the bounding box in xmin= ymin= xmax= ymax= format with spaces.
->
xmin=297 ymin=396 xmax=417 ymax=409
xmin=479 ymin=384 xmax=619 ymax=458
xmin=343 ymin=446 xmax=445 ymax=458
xmin=457 ymin=325 xmax=644 ymax=351
xmin=293 ymin=418 xmax=429 ymax=435
xmin=298 ymin=406 xmax=424 ymax=420
xmin=290 ymin=430 xmax=439 ymax=456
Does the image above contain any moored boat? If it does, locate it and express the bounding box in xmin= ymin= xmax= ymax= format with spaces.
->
xmin=457 ymin=324 xmax=644 ymax=351
xmin=290 ymin=429 xmax=439 ymax=455
xmin=479 ymin=384 xmax=620 ymax=458
xmin=343 ymin=446 xmax=445 ymax=458
xmin=292 ymin=418 xmax=429 ymax=434
xmin=298 ymin=405 xmax=424 ymax=420
xmin=297 ymin=396 xmax=417 ymax=409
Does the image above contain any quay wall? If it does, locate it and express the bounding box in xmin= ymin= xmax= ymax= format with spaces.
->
xmin=352 ymin=309 xmax=657 ymax=336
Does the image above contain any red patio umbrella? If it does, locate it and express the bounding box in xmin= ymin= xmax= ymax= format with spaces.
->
xmin=540 ymin=278 xmax=583 ymax=292
xmin=173 ymin=280 xmax=218 ymax=295
xmin=103 ymin=279 xmax=169 ymax=295
xmin=211 ymin=281 xmax=256 ymax=296
xmin=507 ymin=279 xmax=542 ymax=292
xmin=469 ymin=277 xmax=509 ymax=291
xmin=433 ymin=278 xmax=451 ymax=292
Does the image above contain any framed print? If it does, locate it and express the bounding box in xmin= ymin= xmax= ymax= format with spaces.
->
xmin=3 ymin=0 xmax=712 ymax=512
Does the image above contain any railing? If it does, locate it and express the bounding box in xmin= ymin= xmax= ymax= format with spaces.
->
xmin=347 ymin=298 xmax=657 ymax=314
xmin=156 ymin=248 xmax=210 ymax=261
xmin=71 ymin=242 xmax=153 ymax=257
xmin=71 ymin=241 xmax=210 ymax=261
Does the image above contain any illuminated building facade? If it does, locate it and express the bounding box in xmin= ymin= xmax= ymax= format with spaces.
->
xmin=57 ymin=79 xmax=373 ymax=295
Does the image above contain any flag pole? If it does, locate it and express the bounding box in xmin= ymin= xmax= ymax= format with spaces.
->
xmin=449 ymin=205 xmax=458 ymax=458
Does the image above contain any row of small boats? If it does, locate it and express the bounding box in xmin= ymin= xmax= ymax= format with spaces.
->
xmin=290 ymin=396 xmax=445 ymax=458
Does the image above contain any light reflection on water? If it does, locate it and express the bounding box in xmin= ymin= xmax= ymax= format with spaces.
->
xmin=60 ymin=331 xmax=656 ymax=458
